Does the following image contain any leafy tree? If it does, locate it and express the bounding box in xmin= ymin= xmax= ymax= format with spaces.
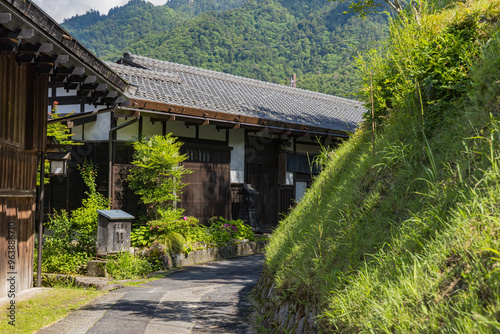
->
xmin=62 ymin=0 xmax=389 ymax=97
xmin=128 ymin=135 xmax=192 ymax=219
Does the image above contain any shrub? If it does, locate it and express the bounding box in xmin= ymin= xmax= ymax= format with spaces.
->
xmin=208 ymin=217 xmax=255 ymax=246
xmin=131 ymin=209 xmax=211 ymax=250
xmin=40 ymin=161 xmax=108 ymax=274
xmin=106 ymin=252 xmax=154 ymax=279
xmin=155 ymin=232 xmax=185 ymax=255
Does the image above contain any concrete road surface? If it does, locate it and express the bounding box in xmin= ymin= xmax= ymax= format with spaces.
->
xmin=37 ymin=253 xmax=265 ymax=334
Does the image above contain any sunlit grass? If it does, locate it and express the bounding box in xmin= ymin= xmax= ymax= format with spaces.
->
xmin=262 ymin=0 xmax=500 ymax=332
xmin=0 ymin=288 xmax=104 ymax=334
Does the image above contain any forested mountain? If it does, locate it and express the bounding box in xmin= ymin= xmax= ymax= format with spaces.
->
xmin=62 ymin=0 xmax=388 ymax=97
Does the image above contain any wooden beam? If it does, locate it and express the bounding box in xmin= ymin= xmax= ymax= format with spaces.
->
xmin=0 ymin=28 xmax=34 ymax=40
xmin=96 ymin=83 xmax=108 ymax=91
xmin=49 ymin=95 xmax=82 ymax=105
xmin=123 ymin=98 xmax=350 ymax=138
xmin=37 ymin=43 xmax=53 ymax=53
xmin=67 ymin=75 xmax=87 ymax=83
xmin=0 ymin=40 xmax=16 ymax=51
xmin=55 ymin=66 xmax=85 ymax=75
xmin=0 ymin=13 xmax=11 ymax=24
xmin=84 ymin=75 xmax=97 ymax=84
xmin=114 ymin=110 xmax=140 ymax=118
xmin=106 ymin=91 xmax=119 ymax=98
xmin=0 ymin=189 xmax=36 ymax=198
xmin=16 ymin=54 xmax=35 ymax=63
xmin=19 ymin=43 xmax=53 ymax=54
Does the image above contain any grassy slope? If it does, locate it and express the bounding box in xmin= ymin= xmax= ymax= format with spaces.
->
xmin=264 ymin=1 xmax=500 ymax=332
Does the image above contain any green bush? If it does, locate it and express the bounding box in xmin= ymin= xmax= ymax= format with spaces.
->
xmin=208 ymin=217 xmax=255 ymax=246
xmin=155 ymin=232 xmax=186 ymax=255
xmin=40 ymin=161 xmax=108 ymax=274
xmin=131 ymin=209 xmax=212 ymax=250
xmin=130 ymin=225 xmax=155 ymax=247
xmin=106 ymin=252 xmax=154 ymax=279
xmin=131 ymin=213 xmax=255 ymax=250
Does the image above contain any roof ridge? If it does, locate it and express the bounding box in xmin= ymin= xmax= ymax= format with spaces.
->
xmin=106 ymin=61 xmax=182 ymax=84
xmin=129 ymin=54 xmax=362 ymax=107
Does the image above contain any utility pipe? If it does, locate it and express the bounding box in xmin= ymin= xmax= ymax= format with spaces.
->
xmin=108 ymin=117 xmax=139 ymax=201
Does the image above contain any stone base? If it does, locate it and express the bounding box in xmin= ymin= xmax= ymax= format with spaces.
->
xmin=254 ymin=268 xmax=320 ymax=333
xmin=87 ymin=260 xmax=107 ymax=277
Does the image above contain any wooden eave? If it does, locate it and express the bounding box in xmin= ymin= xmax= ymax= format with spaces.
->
xmin=122 ymin=98 xmax=350 ymax=138
xmin=0 ymin=0 xmax=129 ymax=107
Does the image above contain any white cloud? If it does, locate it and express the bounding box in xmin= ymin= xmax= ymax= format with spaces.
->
xmin=32 ymin=0 xmax=168 ymax=23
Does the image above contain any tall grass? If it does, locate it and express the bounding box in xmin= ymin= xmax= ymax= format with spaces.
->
xmin=263 ymin=0 xmax=500 ymax=332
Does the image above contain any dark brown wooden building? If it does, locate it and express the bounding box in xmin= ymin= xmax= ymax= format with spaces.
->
xmin=49 ymin=53 xmax=366 ymax=228
xmin=0 ymin=0 xmax=128 ymax=298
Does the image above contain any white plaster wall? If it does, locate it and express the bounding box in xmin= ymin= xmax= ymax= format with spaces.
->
xmin=142 ymin=117 xmax=163 ymax=138
xmin=116 ymin=117 xmax=139 ymax=141
xmin=48 ymin=104 xmax=79 ymax=114
xmin=229 ymin=128 xmax=245 ymax=183
xmin=55 ymin=87 xmax=77 ymax=97
xmin=199 ymin=124 xmax=226 ymax=141
xmin=166 ymin=121 xmax=196 ymax=138
xmin=71 ymin=125 xmax=83 ymax=141
xmin=84 ymin=113 xmax=111 ymax=141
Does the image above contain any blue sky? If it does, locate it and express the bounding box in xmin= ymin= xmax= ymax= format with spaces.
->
xmin=32 ymin=0 xmax=167 ymax=23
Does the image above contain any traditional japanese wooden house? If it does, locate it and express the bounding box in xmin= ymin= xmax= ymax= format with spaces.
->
xmin=0 ymin=0 xmax=128 ymax=298
xmin=50 ymin=53 xmax=366 ymax=228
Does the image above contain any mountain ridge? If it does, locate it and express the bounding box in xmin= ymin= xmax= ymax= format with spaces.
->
xmin=62 ymin=0 xmax=389 ymax=97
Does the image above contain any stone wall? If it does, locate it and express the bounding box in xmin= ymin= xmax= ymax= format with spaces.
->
xmin=141 ymin=240 xmax=267 ymax=269
xmin=172 ymin=241 xmax=267 ymax=267
xmin=254 ymin=268 xmax=320 ymax=333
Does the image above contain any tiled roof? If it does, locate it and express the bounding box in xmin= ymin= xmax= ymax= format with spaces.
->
xmin=107 ymin=54 xmax=366 ymax=133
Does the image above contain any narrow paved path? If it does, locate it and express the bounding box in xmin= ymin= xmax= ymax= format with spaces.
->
xmin=38 ymin=253 xmax=264 ymax=334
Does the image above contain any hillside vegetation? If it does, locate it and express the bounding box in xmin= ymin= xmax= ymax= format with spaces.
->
xmin=263 ymin=0 xmax=500 ymax=332
xmin=62 ymin=0 xmax=388 ymax=97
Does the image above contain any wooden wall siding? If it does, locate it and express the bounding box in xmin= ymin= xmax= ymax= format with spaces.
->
xmin=180 ymin=162 xmax=230 ymax=223
xmin=230 ymin=184 xmax=245 ymax=221
xmin=245 ymin=136 xmax=280 ymax=225
xmin=0 ymin=53 xmax=47 ymax=151
xmin=46 ymin=142 xmax=112 ymax=214
xmin=0 ymin=52 xmax=26 ymax=148
xmin=278 ymin=185 xmax=295 ymax=216
xmin=0 ymin=145 xmax=38 ymax=195
xmin=112 ymin=164 xmax=139 ymax=216
xmin=0 ymin=197 xmax=35 ymax=298
xmin=0 ymin=52 xmax=49 ymax=298
xmin=180 ymin=143 xmax=231 ymax=164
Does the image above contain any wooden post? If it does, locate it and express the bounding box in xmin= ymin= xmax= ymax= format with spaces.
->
xmin=37 ymin=152 xmax=45 ymax=288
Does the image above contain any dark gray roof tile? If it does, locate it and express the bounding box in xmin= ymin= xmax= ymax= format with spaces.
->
xmin=107 ymin=54 xmax=366 ymax=132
